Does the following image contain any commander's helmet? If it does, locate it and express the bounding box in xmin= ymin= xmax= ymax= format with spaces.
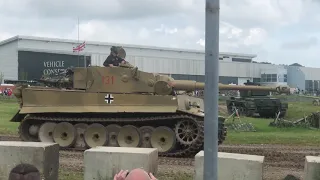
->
xmin=110 ymin=46 xmax=126 ymax=59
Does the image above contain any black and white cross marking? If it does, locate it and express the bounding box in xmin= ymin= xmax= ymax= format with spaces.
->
xmin=104 ymin=94 xmax=114 ymax=104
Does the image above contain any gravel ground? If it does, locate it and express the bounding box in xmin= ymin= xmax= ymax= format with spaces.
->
xmin=59 ymin=146 xmax=311 ymax=180
xmin=1 ymin=135 xmax=317 ymax=179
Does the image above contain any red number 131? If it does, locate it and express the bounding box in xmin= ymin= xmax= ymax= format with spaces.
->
xmin=102 ymin=76 xmax=115 ymax=85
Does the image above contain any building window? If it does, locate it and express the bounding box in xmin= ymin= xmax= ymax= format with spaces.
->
xmin=314 ymin=80 xmax=319 ymax=90
xmin=253 ymin=78 xmax=261 ymax=82
xmin=305 ymin=80 xmax=313 ymax=92
xmin=284 ymin=74 xmax=287 ymax=82
xmin=261 ymin=73 xmax=278 ymax=82
xmin=232 ymin=58 xmax=251 ymax=63
xmin=278 ymin=74 xmax=287 ymax=82
xmin=305 ymin=80 xmax=320 ymax=92
xmin=261 ymin=74 xmax=266 ymax=82
xmin=271 ymin=74 xmax=277 ymax=82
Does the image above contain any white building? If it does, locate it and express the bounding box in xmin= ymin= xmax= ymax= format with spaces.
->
xmin=0 ymin=35 xmax=319 ymax=91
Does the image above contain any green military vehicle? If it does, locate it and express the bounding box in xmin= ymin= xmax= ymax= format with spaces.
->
xmin=9 ymin=47 xmax=290 ymax=157
xmin=226 ymin=81 xmax=289 ymax=118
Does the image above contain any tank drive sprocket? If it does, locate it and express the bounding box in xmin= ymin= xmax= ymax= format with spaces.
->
xmin=174 ymin=118 xmax=201 ymax=146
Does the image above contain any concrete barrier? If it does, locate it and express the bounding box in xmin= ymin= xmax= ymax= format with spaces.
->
xmin=84 ymin=147 xmax=158 ymax=180
xmin=304 ymin=156 xmax=320 ymax=180
xmin=194 ymin=151 xmax=264 ymax=180
xmin=0 ymin=141 xmax=59 ymax=180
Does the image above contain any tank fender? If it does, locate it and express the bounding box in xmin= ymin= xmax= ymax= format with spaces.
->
xmin=10 ymin=110 xmax=26 ymax=122
xmin=176 ymin=95 xmax=221 ymax=118
xmin=176 ymin=95 xmax=204 ymax=110
xmin=177 ymin=109 xmax=205 ymax=117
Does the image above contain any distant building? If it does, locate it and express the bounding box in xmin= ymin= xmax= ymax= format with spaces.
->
xmin=0 ymin=35 xmax=319 ymax=92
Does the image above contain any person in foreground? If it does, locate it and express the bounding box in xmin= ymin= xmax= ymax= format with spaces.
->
xmin=114 ymin=168 xmax=157 ymax=180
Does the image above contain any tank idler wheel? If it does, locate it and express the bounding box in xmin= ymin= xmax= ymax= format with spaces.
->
xmin=117 ymin=125 xmax=141 ymax=147
xmin=74 ymin=123 xmax=89 ymax=148
xmin=139 ymin=126 xmax=155 ymax=148
xmin=84 ymin=123 xmax=108 ymax=148
xmin=105 ymin=124 xmax=121 ymax=147
xmin=150 ymin=126 xmax=176 ymax=153
xmin=38 ymin=122 xmax=57 ymax=142
xmin=175 ymin=119 xmax=200 ymax=145
xmin=53 ymin=122 xmax=77 ymax=148
xmin=19 ymin=120 xmax=39 ymax=142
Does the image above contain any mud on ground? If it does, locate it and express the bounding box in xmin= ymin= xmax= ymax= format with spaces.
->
xmin=1 ymin=136 xmax=318 ymax=180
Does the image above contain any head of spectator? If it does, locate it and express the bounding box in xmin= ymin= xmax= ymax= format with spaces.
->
xmin=114 ymin=168 xmax=157 ymax=180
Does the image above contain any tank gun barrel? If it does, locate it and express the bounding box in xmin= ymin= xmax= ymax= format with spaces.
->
xmin=167 ymin=80 xmax=289 ymax=94
xmin=218 ymin=83 xmax=290 ymax=93
xmin=169 ymin=80 xmax=205 ymax=91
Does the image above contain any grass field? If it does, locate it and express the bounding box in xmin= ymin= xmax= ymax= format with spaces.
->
xmin=1 ymin=96 xmax=320 ymax=146
xmin=0 ymin=98 xmax=20 ymax=135
xmin=60 ymin=170 xmax=83 ymax=180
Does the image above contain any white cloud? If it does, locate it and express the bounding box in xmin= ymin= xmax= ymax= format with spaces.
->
xmin=154 ymin=24 xmax=178 ymax=35
xmin=66 ymin=21 xmax=136 ymax=44
xmin=138 ymin=28 xmax=150 ymax=39
xmin=0 ymin=0 xmax=320 ymax=66
xmin=0 ymin=32 xmax=13 ymax=41
xmin=243 ymin=28 xmax=268 ymax=46
xmin=184 ymin=26 xmax=198 ymax=37
xmin=196 ymin=39 xmax=205 ymax=47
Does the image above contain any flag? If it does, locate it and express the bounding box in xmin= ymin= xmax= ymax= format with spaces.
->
xmin=73 ymin=41 xmax=86 ymax=52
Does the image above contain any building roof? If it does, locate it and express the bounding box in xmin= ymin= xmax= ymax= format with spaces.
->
xmin=0 ymin=35 xmax=257 ymax=58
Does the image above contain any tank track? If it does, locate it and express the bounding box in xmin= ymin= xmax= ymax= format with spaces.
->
xmin=18 ymin=113 xmax=227 ymax=158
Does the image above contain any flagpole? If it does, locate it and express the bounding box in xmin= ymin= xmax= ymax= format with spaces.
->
xmin=77 ymin=17 xmax=80 ymax=67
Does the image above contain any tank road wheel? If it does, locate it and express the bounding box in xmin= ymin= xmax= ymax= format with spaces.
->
xmin=175 ymin=119 xmax=200 ymax=145
xmin=38 ymin=122 xmax=57 ymax=142
xmin=105 ymin=124 xmax=121 ymax=147
xmin=84 ymin=123 xmax=108 ymax=148
xmin=245 ymin=110 xmax=254 ymax=117
xmin=139 ymin=126 xmax=155 ymax=148
xmin=238 ymin=106 xmax=246 ymax=116
xmin=227 ymin=107 xmax=233 ymax=115
xmin=74 ymin=123 xmax=88 ymax=149
xmin=117 ymin=125 xmax=141 ymax=147
xmin=150 ymin=126 xmax=176 ymax=153
xmin=19 ymin=120 xmax=39 ymax=142
xmin=29 ymin=124 xmax=40 ymax=137
xmin=53 ymin=122 xmax=77 ymax=148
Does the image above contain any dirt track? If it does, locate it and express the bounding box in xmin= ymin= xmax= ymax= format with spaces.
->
xmin=1 ymin=135 xmax=318 ymax=179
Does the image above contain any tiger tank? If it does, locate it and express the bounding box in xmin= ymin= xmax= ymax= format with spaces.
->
xmin=9 ymin=49 xmax=290 ymax=158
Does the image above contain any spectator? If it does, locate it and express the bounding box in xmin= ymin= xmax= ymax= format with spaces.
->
xmin=7 ymin=88 xmax=12 ymax=96
xmin=3 ymin=88 xmax=8 ymax=96
xmin=114 ymin=168 xmax=157 ymax=180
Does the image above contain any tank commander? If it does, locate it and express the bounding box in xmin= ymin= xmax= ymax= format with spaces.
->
xmin=103 ymin=46 xmax=126 ymax=67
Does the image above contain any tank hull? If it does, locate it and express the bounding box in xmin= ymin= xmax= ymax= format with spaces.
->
xmin=226 ymin=97 xmax=288 ymax=118
xmin=12 ymin=87 xmax=227 ymax=158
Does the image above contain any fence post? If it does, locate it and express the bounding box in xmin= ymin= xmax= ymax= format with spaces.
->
xmin=0 ymin=72 xmax=4 ymax=84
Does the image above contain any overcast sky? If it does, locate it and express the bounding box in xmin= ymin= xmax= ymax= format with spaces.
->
xmin=0 ymin=0 xmax=320 ymax=67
